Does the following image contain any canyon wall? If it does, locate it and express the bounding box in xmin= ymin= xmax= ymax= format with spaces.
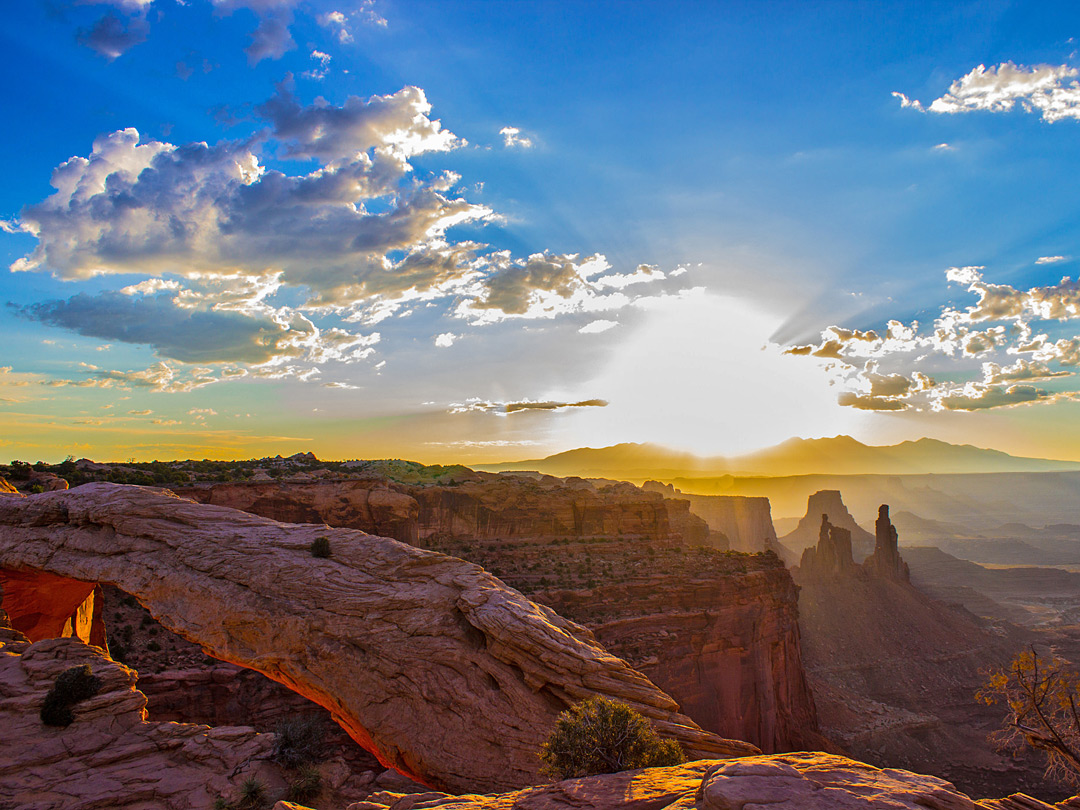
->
xmin=180 ymin=475 xmax=820 ymax=754
xmin=643 ymin=481 xmax=779 ymax=552
xmin=0 ymin=483 xmax=754 ymax=793
xmin=177 ymin=476 xmax=710 ymax=546
xmin=534 ymin=558 xmax=821 ymax=752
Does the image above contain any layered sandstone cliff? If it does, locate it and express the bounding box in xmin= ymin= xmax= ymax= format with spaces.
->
xmin=0 ymin=483 xmax=754 ymax=793
xmin=643 ymin=481 xmax=779 ymax=552
xmin=176 ymin=475 xmax=710 ymax=546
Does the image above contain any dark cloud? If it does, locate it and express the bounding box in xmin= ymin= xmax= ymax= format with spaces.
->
xmin=14 ymin=291 xmax=311 ymax=364
xmin=244 ymin=12 xmax=295 ymax=65
xmin=836 ymin=392 xmax=907 ymax=411
xmin=505 ymin=398 xmax=608 ymax=413
xmin=935 ymin=384 xmax=1054 ymax=411
xmin=450 ymin=397 xmax=608 ymax=414
xmin=76 ymin=10 xmax=149 ymax=59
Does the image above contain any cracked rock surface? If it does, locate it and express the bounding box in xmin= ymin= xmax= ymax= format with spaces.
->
xmin=0 ymin=483 xmax=755 ymax=793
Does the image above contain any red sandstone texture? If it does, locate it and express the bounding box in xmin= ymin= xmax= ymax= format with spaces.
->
xmin=174 ymin=475 xmax=710 ymax=546
xmin=0 ymin=483 xmax=753 ymax=793
xmin=174 ymin=476 xmax=820 ymax=754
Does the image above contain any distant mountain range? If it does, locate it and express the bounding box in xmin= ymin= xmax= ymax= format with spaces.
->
xmin=474 ymin=436 xmax=1080 ymax=479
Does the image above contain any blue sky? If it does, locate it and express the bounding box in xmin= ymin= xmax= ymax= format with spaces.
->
xmin=5 ymin=0 xmax=1080 ymax=463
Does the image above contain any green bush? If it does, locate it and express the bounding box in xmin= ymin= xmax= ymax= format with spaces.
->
xmin=540 ymin=696 xmax=684 ymax=780
xmin=237 ymin=777 xmax=267 ymax=809
xmin=273 ymin=714 xmax=327 ymax=769
xmin=310 ymin=536 xmax=331 ymax=558
xmin=286 ymin=765 xmax=323 ymax=802
xmin=41 ymin=664 xmax=102 ymax=726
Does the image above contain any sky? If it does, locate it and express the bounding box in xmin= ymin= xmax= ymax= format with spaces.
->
xmin=6 ymin=1 xmax=1080 ymax=463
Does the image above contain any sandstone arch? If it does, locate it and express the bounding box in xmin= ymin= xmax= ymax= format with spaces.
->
xmin=0 ymin=483 xmax=755 ymax=793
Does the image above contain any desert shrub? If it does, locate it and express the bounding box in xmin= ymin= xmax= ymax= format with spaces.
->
xmin=146 ymin=641 xmax=162 ymax=652
xmin=273 ymin=714 xmax=327 ymax=768
xmin=110 ymin=644 xmax=128 ymax=664
xmin=540 ymin=696 xmax=684 ymax=780
xmin=286 ymin=765 xmax=323 ymax=802
xmin=310 ymin=536 xmax=331 ymax=558
xmin=41 ymin=664 xmax=102 ymax=726
xmin=235 ymin=777 xmax=268 ymax=809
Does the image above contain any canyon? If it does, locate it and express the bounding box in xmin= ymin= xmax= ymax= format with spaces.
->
xmin=172 ymin=474 xmax=819 ymax=754
xmin=791 ymin=498 xmax=1050 ymax=799
xmin=0 ymin=483 xmax=754 ymax=795
xmin=2 ymin=464 xmax=1075 ymax=807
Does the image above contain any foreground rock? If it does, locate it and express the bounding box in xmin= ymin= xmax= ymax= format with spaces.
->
xmin=332 ymin=754 xmax=1079 ymax=810
xmin=0 ymin=483 xmax=754 ymax=793
xmin=0 ymin=625 xmax=280 ymax=809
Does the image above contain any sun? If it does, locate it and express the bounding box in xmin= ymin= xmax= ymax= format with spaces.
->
xmin=560 ymin=289 xmax=865 ymax=457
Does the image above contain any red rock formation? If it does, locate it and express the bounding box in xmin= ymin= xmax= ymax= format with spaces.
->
xmin=0 ymin=483 xmax=754 ymax=793
xmin=798 ymin=515 xmax=855 ymax=578
xmin=644 ymin=481 xmax=779 ymax=552
xmin=780 ymin=490 xmax=876 ymax=562
xmin=0 ymin=568 xmax=108 ymax=648
xmin=176 ymin=475 xmax=709 ymax=546
xmin=865 ymin=504 xmax=910 ymax=581
xmin=179 ymin=475 xmax=816 ymax=754
xmin=534 ymin=557 xmax=822 ymax=753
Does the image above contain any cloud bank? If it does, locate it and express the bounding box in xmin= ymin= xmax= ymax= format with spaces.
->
xmin=895 ymin=62 xmax=1080 ymax=123
xmin=785 ymin=266 xmax=1080 ymax=412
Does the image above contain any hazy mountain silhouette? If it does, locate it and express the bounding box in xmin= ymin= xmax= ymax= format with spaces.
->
xmin=476 ymin=436 xmax=1080 ymax=478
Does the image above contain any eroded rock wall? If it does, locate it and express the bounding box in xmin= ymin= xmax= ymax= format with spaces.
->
xmin=643 ymin=481 xmax=779 ymax=552
xmin=176 ymin=476 xmax=710 ymax=546
xmin=535 ymin=559 xmax=821 ymax=753
xmin=0 ymin=483 xmax=754 ymax=793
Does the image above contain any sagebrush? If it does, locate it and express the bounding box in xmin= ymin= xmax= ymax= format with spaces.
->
xmin=540 ymin=696 xmax=684 ymax=779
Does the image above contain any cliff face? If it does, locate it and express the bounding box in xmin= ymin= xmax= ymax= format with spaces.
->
xmin=793 ymin=503 xmax=1049 ymax=800
xmin=780 ymin=490 xmax=876 ymax=562
xmin=179 ymin=475 xmax=820 ymax=754
xmin=643 ymin=481 xmax=779 ymax=552
xmin=178 ymin=476 xmax=709 ymax=546
xmin=0 ymin=483 xmax=753 ymax=793
xmin=534 ymin=559 xmax=821 ymax=752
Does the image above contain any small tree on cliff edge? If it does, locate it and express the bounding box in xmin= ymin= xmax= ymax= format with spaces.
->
xmin=978 ymin=647 xmax=1080 ymax=786
xmin=540 ymin=696 xmax=684 ymax=780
